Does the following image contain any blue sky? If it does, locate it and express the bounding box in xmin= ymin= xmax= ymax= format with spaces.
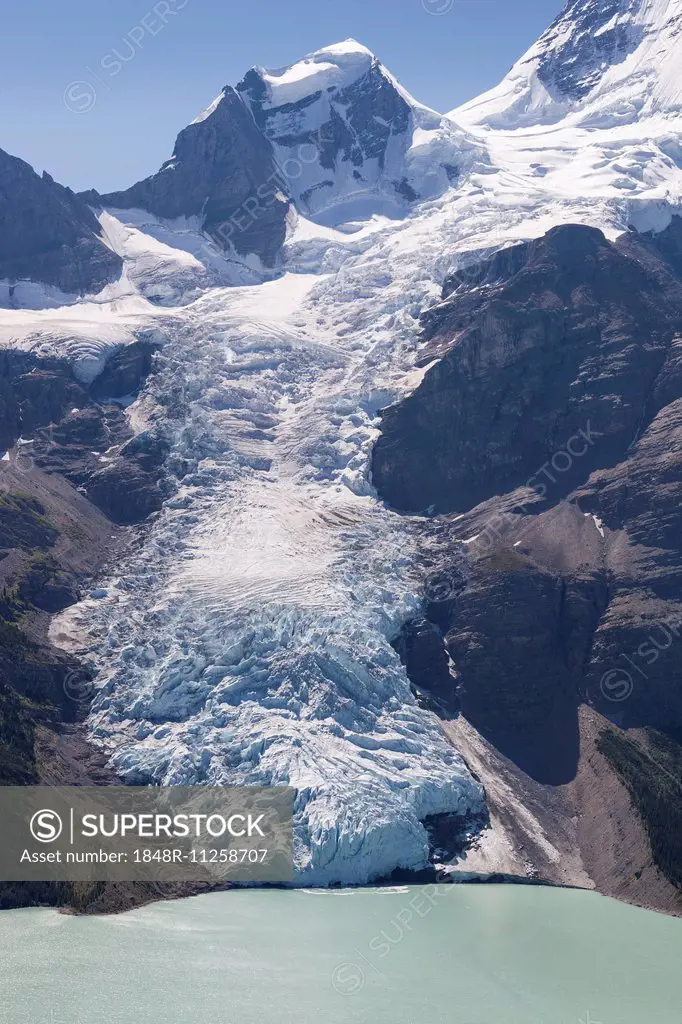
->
xmin=1 ymin=0 xmax=564 ymax=193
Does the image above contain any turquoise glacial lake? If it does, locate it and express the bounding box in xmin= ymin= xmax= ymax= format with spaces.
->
xmin=1 ymin=884 xmax=681 ymax=1024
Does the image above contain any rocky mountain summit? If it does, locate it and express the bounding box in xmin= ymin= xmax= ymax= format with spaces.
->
xmin=0 ymin=148 xmax=121 ymax=301
xmin=235 ymin=41 xmax=477 ymax=223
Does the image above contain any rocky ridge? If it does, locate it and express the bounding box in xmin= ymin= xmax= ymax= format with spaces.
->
xmin=0 ymin=147 xmax=122 ymax=301
xmin=372 ymin=220 xmax=682 ymax=910
xmin=85 ymin=87 xmax=290 ymax=268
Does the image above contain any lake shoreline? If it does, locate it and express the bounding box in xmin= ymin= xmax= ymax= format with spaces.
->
xmin=22 ymin=869 xmax=675 ymax=921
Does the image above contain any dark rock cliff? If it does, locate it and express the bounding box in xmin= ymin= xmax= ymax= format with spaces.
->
xmin=0 ymin=148 xmax=122 ymax=297
xmin=373 ymin=223 xmax=682 ymax=515
xmin=372 ymin=219 xmax=682 ymax=800
xmin=0 ymin=340 xmax=165 ymax=525
xmin=88 ymin=88 xmax=289 ymax=267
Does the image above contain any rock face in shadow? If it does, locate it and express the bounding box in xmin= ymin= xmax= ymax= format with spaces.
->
xmin=427 ymin=506 xmax=610 ymax=784
xmin=0 ymin=148 xmax=121 ymax=297
xmin=373 ymin=219 xmax=682 ymax=786
xmin=373 ymin=223 xmax=682 ymax=515
xmin=0 ymin=340 xmax=165 ymax=525
xmin=88 ymin=88 xmax=289 ymax=267
xmin=392 ymin=617 xmax=459 ymax=714
xmin=0 ymin=335 xmax=171 ymax=913
xmin=448 ymin=550 xmax=581 ymax=783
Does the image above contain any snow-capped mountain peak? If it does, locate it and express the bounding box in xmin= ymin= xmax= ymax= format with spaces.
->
xmin=91 ymin=39 xmax=485 ymax=269
xmin=454 ymin=0 xmax=682 ymax=128
xmin=236 ymin=38 xmax=485 ymax=225
xmin=447 ymin=0 xmax=682 ymax=218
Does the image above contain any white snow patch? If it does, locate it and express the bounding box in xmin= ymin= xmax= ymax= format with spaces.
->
xmin=585 ymin=512 xmax=606 ymax=538
xmin=257 ymin=40 xmax=374 ymax=108
xmin=191 ymin=89 xmax=226 ymax=125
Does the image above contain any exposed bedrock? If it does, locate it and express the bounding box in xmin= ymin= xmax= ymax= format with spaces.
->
xmin=0 ymin=147 xmax=121 ymax=297
xmin=392 ymin=616 xmax=459 ymax=714
xmin=373 ymin=222 xmax=682 ymax=515
xmin=0 ymin=340 xmax=165 ymax=525
xmin=86 ymin=88 xmax=289 ymax=267
xmin=374 ymin=219 xmax=682 ymax=785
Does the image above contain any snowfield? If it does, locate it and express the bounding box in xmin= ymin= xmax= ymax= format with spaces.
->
xmin=452 ymin=0 xmax=682 ymax=208
xmin=19 ymin=13 xmax=682 ymax=883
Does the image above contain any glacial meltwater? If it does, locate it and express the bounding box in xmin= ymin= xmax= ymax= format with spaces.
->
xmin=2 ymin=885 xmax=680 ymax=1024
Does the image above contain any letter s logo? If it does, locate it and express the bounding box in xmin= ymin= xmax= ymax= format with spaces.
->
xmin=30 ymin=809 xmax=63 ymax=843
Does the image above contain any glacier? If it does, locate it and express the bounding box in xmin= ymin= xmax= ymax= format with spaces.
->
xmin=46 ymin=184 xmax=646 ymax=886
xmin=50 ymin=251 xmax=489 ymax=886
xmin=22 ymin=6 xmax=682 ymax=884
